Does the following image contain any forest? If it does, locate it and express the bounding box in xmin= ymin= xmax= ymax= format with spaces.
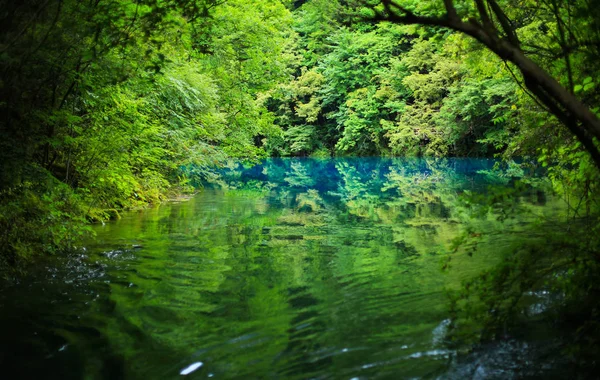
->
xmin=1 ymin=0 xmax=600 ymax=377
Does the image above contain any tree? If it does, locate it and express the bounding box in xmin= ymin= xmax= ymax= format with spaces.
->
xmin=0 ymin=0 xmax=296 ymax=264
xmin=363 ymin=0 xmax=600 ymax=168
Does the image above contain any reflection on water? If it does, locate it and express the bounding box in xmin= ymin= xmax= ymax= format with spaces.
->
xmin=0 ymin=158 xmax=561 ymax=379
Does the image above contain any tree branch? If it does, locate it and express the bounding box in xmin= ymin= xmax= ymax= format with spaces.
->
xmin=487 ymin=0 xmax=520 ymax=46
xmin=366 ymin=0 xmax=600 ymax=168
xmin=474 ymin=0 xmax=496 ymax=33
xmin=526 ymin=80 xmax=600 ymax=169
xmin=443 ymin=0 xmax=458 ymax=21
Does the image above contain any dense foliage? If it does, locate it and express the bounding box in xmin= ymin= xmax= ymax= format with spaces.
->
xmin=2 ymin=0 xmax=600 ymax=370
xmin=0 ymin=0 xmax=294 ymax=264
xmin=2 ymin=0 xmax=599 ymax=259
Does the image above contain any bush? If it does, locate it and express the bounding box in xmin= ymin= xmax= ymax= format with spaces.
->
xmin=0 ymin=174 xmax=93 ymax=270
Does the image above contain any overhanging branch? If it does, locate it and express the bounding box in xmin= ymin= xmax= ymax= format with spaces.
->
xmin=365 ymin=0 xmax=600 ymax=169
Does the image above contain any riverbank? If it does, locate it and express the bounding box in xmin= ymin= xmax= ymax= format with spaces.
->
xmin=0 ymin=176 xmax=200 ymax=272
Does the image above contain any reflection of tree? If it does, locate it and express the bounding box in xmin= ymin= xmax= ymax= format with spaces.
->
xmin=331 ymin=161 xmax=373 ymax=201
xmin=321 ymin=158 xmax=467 ymax=257
xmin=296 ymin=189 xmax=323 ymax=213
xmin=72 ymin=157 xmax=557 ymax=378
xmin=284 ymin=161 xmax=316 ymax=188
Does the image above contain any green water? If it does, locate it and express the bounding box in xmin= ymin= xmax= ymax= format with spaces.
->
xmin=0 ymin=158 xmax=561 ymax=379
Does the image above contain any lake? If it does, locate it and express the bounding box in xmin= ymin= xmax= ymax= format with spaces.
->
xmin=0 ymin=158 xmax=564 ymax=379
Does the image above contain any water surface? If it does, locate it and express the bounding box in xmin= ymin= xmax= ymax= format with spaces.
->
xmin=0 ymin=158 xmax=560 ymax=379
